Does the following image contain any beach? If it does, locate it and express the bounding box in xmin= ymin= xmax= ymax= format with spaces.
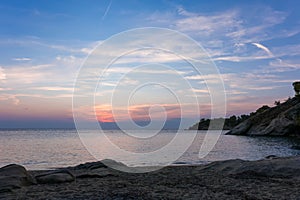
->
xmin=1 ymin=156 xmax=300 ymax=200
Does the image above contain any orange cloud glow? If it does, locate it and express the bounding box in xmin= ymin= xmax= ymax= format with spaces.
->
xmin=94 ymin=103 xmax=183 ymax=123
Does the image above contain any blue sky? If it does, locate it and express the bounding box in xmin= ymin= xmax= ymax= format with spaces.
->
xmin=0 ymin=0 xmax=300 ymax=128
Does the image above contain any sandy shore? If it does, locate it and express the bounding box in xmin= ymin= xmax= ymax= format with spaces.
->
xmin=1 ymin=156 xmax=300 ymax=200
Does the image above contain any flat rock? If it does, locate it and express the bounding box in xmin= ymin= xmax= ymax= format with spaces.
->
xmin=70 ymin=159 xmax=126 ymax=171
xmin=76 ymin=168 xmax=114 ymax=179
xmin=35 ymin=170 xmax=75 ymax=184
xmin=0 ymin=164 xmax=36 ymax=193
xmin=197 ymin=156 xmax=300 ymax=179
xmin=70 ymin=161 xmax=108 ymax=170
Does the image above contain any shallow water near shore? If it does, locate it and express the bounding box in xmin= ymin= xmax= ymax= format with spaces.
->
xmin=1 ymin=129 xmax=300 ymax=170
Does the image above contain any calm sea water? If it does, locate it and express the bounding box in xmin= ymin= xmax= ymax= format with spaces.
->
xmin=1 ymin=129 xmax=300 ymax=170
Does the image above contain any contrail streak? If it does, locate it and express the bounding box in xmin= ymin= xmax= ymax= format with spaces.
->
xmin=102 ymin=0 xmax=113 ymax=20
xmin=252 ymin=42 xmax=273 ymax=57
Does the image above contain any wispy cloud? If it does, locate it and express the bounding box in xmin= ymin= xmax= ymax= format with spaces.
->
xmin=272 ymin=44 xmax=300 ymax=57
xmin=4 ymin=64 xmax=54 ymax=84
xmin=268 ymin=58 xmax=300 ymax=72
xmin=32 ymin=86 xmax=74 ymax=92
xmin=145 ymin=5 xmax=294 ymax=64
xmin=213 ymin=55 xmax=271 ymax=62
xmin=0 ymin=59 xmax=78 ymax=107
xmin=174 ymin=9 xmax=242 ymax=36
xmin=0 ymin=67 xmax=6 ymax=81
xmin=0 ymin=38 xmax=99 ymax=55
xmin=185 ymin=72 xmax=284 ymax=99
xmin=0 ymin=94 xmax=20 ymax=105
xmin=12 ymin=57 xmax=32 ymax=61
xmin=252 ymin=42 xmax=273 ymax=57
xmin=147 ymin=6 xmax=289 ymax=43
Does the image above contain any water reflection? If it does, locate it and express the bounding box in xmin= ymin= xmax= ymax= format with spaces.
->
xmin=0 ymin=130 xmax=299 ymax=170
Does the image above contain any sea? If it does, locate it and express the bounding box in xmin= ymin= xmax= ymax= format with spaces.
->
xmin=1 ymin=129 xmax=300 ymax=170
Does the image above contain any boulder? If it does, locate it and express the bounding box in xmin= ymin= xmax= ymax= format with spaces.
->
xmin=70 ymin=159 xmax=126 ymax=178
xmin=198 ymin=156 xmax=300 ymax=179
xmin=0 ymin=164 xmax=36 ymax=193
xmin=70 ymin=159 xmax=125 ymax=171
xmin=35 ymin=170 xmax=75 ymax=184
xmin=70 ymin=161 xmax=108 ymax=170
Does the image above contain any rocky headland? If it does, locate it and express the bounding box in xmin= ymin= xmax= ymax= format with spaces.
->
xmin=226 ymin=97 xmax=300 ymax=137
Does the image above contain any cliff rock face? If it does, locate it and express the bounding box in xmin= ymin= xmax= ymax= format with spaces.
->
xmin=226 ymin=97 xmax=300 ymax=136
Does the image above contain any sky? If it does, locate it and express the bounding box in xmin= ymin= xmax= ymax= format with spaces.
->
xmin=0 ymin=0 xmax=300 ymax=129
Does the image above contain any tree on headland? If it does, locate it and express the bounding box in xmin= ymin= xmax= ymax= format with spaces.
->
xmin=256 ymin=105 xmax=270 ymax=113
xmin=274 ymin=100 xmax=281 ymax=106
xmin=189 ymin=114 xmax=251 ymax=130
xmin=293 ymin=81 xmax=300 ymax=96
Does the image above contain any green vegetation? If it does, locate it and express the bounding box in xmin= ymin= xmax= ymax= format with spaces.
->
xmin=274 ymin=100 xmax=281 ymax=106
xmin=189 ymin=105 xmax=271 ymax=130
xmin=255 ymin=105 xmax=270 ymax=113
xmin=189 ymin=115 xmax=251 ymax=130
xmin=293 ymin=81 xmax=300 ymax=96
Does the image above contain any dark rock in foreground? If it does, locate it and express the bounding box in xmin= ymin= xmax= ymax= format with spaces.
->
xmin=35 ymin=170 xmax=75 ymax=184
xmin=0 ymin=164 xmax=36 ymax=193
xmin=227 ymin=97 xmax=300 ymax=136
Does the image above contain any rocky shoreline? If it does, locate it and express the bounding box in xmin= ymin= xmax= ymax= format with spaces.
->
xmin=1 ymin=156 xmax=300 ymax=199
xmin=227 ymin=97 xmax=300 ymax=137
